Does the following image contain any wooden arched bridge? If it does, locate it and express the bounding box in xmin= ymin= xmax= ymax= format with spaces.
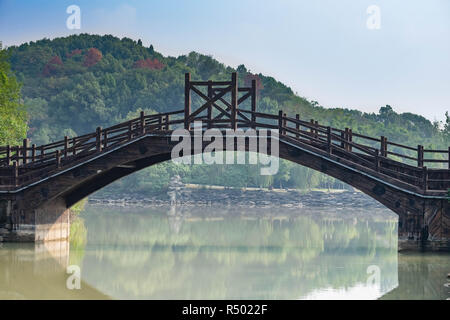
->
xmin=0 ymin=73 xmax=449 ymax=250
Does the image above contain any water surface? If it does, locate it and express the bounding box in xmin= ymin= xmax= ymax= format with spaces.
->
xmin=0 ymin=204 xmax=449 ymax=299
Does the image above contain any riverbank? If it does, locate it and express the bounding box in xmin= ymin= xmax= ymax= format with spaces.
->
xmin=88 ymin=183 xmax=385 ymax=209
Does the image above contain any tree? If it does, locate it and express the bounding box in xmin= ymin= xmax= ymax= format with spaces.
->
xmin=0 ymin=48 xmax=27 ymax=145
xmin=83 ymin=48 xmax=102 ymax=67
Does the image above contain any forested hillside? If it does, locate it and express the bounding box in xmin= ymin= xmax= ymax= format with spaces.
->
xmin=5 ymin=34 xmax=450 ymax=193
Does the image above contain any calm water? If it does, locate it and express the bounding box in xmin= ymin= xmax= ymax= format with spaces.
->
xmin=0 ymin=204 xmax=449 ymax=300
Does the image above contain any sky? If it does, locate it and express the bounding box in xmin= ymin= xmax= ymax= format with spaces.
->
xmin=0 ymin=0 xmax=449 ymax=122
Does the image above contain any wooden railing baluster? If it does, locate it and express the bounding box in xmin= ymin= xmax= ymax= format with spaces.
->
xmin=327 ymin=126 xmax=332 ymax=154
xmin=56 ymin=150 xmax=61 ymax=168
xmin=64 ymin=136 xmax=68 ymax=158
xmin=140 ymin=111 xmax=145 ymax=134
xmin=23 ymin=139 xmax=29 ymax=165
xmin=418 ymin=145 xmax=424 ymax=167
xmin=6 ymin=145 xmax=10 ymax=165
xmin=31 ymin=144 xmax=36 ymax=162
xmin=278 ymin=110 xmax=283 ymax=136
xmin=423 ymin=166 xmax=428 ymax=190
xmin=96 ymin=127 xmax=102 ymax=152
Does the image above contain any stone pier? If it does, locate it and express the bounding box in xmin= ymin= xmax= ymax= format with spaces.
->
xmin=0 ymin=197 xmax=70 ymax=242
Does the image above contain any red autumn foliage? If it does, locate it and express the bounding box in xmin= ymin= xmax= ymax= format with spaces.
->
xmin=244 ymin=73 xmax=264 ymax=94
xmin=133 ymin=58 xmax=164 ymax=70
xmin=42 ymin=55 xmax=63 ymax=77
xmin=83 ymin=48 xmax=102 ymax=67
xmin=66 ymin=49 xmax=82 ymax=58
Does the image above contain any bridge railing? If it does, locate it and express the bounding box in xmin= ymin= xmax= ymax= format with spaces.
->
xmin=0 ymin=107 xmax=448 ymax=191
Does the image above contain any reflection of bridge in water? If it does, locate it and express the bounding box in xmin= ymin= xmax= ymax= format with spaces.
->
xmin=77 ymin=204 xmax=400 ymax=299
xmin=0 ymin=73 xmax=449 ymax=250
xmin=0 ymin=242 xmax=109 ymax=299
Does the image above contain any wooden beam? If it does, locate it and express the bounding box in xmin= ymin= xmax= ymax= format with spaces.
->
xmin=231 ymin=72 xmax=238 ymax=130
xmin=207 ymin=80 xmax=212 ymax=129
xmin=185 ymin=73 xmax=191 ymax=130
xmin=251 ymin=79 xmax=256 ymax=128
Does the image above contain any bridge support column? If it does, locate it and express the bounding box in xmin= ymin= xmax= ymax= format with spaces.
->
xmin=398 ymin=198 xmax=450 ymax=251
xmin=0 ymin=198 xmax=70 ymax=242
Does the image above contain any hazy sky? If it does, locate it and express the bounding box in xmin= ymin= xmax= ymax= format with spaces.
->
xmin=1 ymin=0 xmax=449 ymax=122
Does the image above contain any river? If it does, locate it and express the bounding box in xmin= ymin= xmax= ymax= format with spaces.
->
xmin=0 ymin=203 xmax=449 ymax=300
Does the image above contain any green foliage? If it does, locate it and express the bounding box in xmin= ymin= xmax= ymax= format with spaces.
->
xmin=0 ymin=48 xmax=27 ymax=145
xmin=4 ymin=34 xmax=449 ymax=193
xmin=70 ymin=197 xmax=88 ymax=215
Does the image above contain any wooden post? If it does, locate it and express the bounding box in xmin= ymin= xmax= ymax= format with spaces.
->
xmin=165 ymin=114 xmax=170 ymax=131
xmin=22 ymin=138 xmax=29 ymax=165
xmin=140 ymin=111 xmax=145 ymax=134
xmin=295 ymin=114 xmax=300 ymax=139
xmin=448 ymin=146 xmax=450 ymax=170
xmin=374 ymin=149 xmax=380 ymax=172
xmin=15 ymin=146 xmax=20 ymax=165
xmin=185 ymin=73 xmax=191 ymax=130
xmin=344 ymin=128 xmax=350 ymax=151
xmin=103 ymin=130 xmax=108 ymax=149
xmin=31 ymin=144 xmax=36 ymax=162
xmin=158 ymin=115 xmax=162 ymax=130
xmin=128 ymin=121 xmax=132 ymax=140
xmin=96 ymin=127 xmax=102 ymax=152
xmin=6 ymin=145 xmax=10 ymax=165
xmin=310 ymin=119 xmax=314 ymax=138
xmin=348 ymin=129 xmax=353 ymax=152
xmin=340 ymin=131 xmax=345 ymax=149
xmin=56 ymin=150 xmax=61 ymax=168
xmin=251 ymin=79 xmax=257 ymax=128
xmin=13 ymin=161 xmax=18 ymax=186
xmin=380 ymin=136 xmax=385 ymax=157
xmin=327 ymin=126 xmax=332 ymax=154
xmin=283 ymin=113 xmax=287 ymax=135
xmin=64 ymin=136 xmax=69 ymax=158
xmin=207 ymin=80 xmax=212 ymax=129
xmin=72 ymin=138 xmax=77 ymax=155
xmin=278 ymin=110 xmax=283 ymax=136
xmin=417 ymin=145 xmax=424 ymax=167
xmin=423 ymin=166 xmax=428 ymax=191
xmin=231 ymin=72 xmax=238 ymax=130
xmin=314 ymin=121 xmax=319 ymax=139
xmin=40 ymin=146 xmax=45 ymax=162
